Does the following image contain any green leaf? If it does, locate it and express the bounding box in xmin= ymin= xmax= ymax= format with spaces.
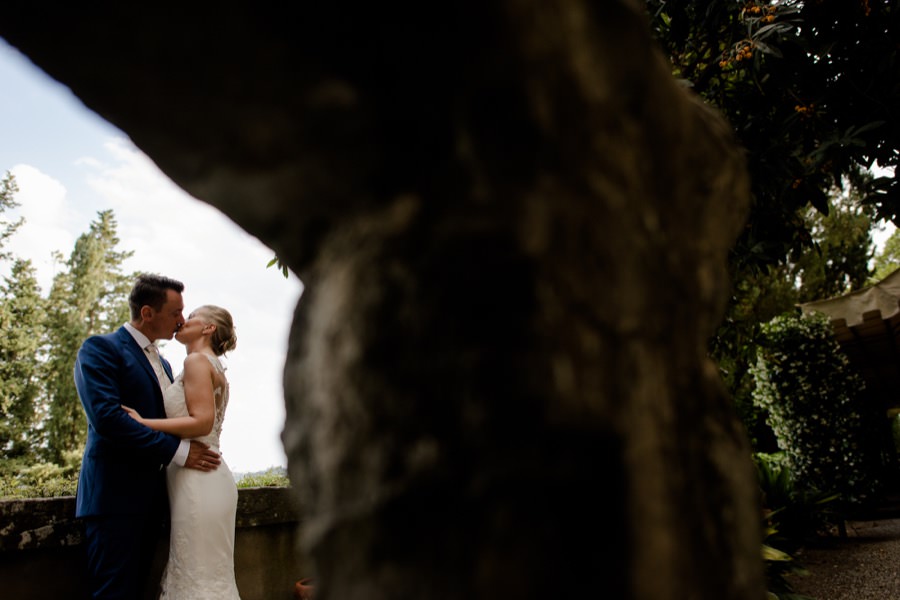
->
xmin=762 ymin=544 xmax=793 ymax=562
xmin=752 ymin=40 xmax=783 ymax=58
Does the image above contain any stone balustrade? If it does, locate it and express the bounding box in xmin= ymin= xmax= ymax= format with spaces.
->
xmin=0 ymin=487 xmax=305 ymax=600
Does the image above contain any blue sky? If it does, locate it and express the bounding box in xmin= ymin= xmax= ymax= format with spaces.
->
xmin=0 ymin=38 xmax=303 ymax=473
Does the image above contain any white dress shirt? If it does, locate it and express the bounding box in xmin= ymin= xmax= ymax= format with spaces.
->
xmin=123 ymin=323 xmax=189 ymax=466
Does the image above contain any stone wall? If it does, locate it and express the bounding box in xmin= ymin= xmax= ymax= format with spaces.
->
xmin=0 ymin=487 xmax=304 ymax=600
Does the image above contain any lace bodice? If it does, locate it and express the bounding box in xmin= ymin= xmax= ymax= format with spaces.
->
xmin=163 ymin=353 xmax=230 ymax=449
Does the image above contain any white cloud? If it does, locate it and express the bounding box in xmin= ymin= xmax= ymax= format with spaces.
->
xmin=2 ymin=164 xmax=76 ymax=290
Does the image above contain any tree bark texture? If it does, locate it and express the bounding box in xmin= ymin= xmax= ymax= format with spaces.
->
xmin=1 ymin=1 xmax=763 ymax=598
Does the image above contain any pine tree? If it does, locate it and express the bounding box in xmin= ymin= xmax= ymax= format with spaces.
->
xmin=0 ymin=170 xmax=44 ymax=460
xmin=0 ymin=172 xmax=23 ymax=261
xmin=0 ymin=260 xmax=45 ymax=459
xmin=42 ymin=210 xmax=133 ymax=462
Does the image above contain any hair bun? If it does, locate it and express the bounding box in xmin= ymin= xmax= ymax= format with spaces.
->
xmin=197 ymin=305 xmax=237 ymax=356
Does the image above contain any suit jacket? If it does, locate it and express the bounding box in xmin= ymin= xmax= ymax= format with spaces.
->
xmin=73 ymin=326 xmax=181 ymax=518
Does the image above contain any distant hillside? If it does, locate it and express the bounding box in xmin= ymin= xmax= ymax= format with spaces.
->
xmin=235 ymin=466 xmax=289 ymax=488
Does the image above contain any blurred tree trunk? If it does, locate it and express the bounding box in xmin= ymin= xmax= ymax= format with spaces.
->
xmin=1 ymin=1 xmax=762 ymax=597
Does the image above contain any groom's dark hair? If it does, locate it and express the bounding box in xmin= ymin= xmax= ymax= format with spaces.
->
xmin=129 ymin=273 xmax=185 ymax=320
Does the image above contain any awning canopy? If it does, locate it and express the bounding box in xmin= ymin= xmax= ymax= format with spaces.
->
xmin=799 ymin=267 xmax=900 ymax=409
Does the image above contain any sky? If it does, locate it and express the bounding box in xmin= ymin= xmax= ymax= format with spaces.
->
xmin=0 ymin=38 xmax=304 ymax=474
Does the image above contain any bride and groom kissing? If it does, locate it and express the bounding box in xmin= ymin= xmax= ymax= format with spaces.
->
xmin=74 ymin=273 xmax=241 ymax=599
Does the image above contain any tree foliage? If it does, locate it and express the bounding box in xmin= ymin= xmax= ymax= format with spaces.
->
xmin=1 ymin=171 xmax=135 ymax=469
xmin=0 ymin=260 xmax=45 ymax=460
xmin=787 ymin=182 xmax=875 ymax=303
xmin=1 ymin=173 xmax=46 ymax=460
xmin=0 ymin=172 xmax=23 ymax=261
xmin=712 ymin=185 xmax=876 ymax=450
xmin=647 ymin=1 xmax=898 ymax=456
xmin=42 ymin=210 xmax=133 ymax=462
xmin=871 ymin=228 xmax=900 ymax=282
xmin=647 ymin=0 xmax=899 ymax=268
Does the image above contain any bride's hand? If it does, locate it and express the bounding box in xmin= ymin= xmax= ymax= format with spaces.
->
xmin=121 ymin=405 xmax=144 ymax=423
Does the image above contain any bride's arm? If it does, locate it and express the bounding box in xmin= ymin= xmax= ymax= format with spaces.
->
xmin=122 ymin=353 xmax=216 ymax=438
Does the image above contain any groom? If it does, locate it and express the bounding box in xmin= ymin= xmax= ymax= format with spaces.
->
xmin=74 ymin=273 xmax=221 ymax=599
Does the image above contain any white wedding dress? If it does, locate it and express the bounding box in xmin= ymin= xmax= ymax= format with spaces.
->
xmin=160 ymin=354 xmax=240 ymax=599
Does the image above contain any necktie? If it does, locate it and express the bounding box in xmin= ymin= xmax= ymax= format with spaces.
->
xmin=145 ymin=343 xmax=171 ymax=391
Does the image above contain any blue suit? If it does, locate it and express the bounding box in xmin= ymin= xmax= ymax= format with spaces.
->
xmin=74 ymin=326 xmax=181 ymax=598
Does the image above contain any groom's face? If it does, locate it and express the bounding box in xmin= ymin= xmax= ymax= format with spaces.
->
xmin=151 ymin=289 xmax=185 ymax=341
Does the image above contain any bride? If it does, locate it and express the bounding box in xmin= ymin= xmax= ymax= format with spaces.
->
xmin=123 ymin=304 xmax=240 ymax=599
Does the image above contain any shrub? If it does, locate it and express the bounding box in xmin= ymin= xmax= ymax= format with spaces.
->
xmin=756 ymin=453 xmax=837 ymax=600
xmin=0 ymin=457 xmax=292 ymax=499
xmin=751 ymin=312 xmax=879 ymax=507
xmin=235 ymin=466 xmax=290 ymax=488
xmin=756 ymin=452 xmax=840 ymax=547
xmin=0 ymin=451 xmax=80 ymax=499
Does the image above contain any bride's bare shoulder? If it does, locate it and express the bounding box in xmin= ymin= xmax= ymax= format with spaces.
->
xmin=183 ymin=352 xmax=216 ymax=372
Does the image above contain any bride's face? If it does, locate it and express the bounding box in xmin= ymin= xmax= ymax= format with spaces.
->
xmin=174 ymin=310 xmax=211 ymax=346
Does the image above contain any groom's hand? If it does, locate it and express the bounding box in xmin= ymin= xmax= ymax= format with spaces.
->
xmin=185 ymin=440 xmax=221 ymax=472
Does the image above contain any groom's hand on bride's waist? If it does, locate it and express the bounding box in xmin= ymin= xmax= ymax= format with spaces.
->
xmin=185 ymin=440 xmax=222 ymax=472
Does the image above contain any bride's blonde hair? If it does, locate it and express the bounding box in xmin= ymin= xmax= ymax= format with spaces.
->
xmin=196 ymin=305 xmax=237 ymax=356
